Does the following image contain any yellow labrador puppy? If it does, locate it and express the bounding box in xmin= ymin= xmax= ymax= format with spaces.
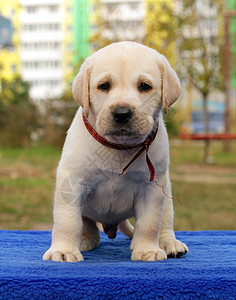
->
xmin=43 ymin=42 xmax=188 ymax=262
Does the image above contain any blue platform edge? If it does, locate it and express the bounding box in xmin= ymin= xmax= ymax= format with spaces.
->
xmin=0 ymin=230 xmax=236 ymax=300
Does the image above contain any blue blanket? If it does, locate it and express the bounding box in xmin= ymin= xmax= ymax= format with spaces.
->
xmin=0 ymin=230 xmax=236 ymax=299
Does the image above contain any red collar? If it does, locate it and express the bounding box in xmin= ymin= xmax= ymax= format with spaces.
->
xmin=82 ymin=111 xmax=159 ymax=181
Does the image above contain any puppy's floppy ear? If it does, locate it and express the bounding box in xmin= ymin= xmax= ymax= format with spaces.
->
xmin=159 ymin=57 xmax=181 ymax=114
xmin=72 ymin=58 xmax=91 ymax=117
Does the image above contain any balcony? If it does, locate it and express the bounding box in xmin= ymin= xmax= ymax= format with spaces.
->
xmin=20 ymin=31 xmax=63 ymax=43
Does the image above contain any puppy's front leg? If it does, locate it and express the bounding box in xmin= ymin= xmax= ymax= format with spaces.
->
xmin=43 ymin=171 xmax=84 ymax=262
xmin=131 ymin=184 xmax=167 ymax=261
xmin=159 ymin=177 xmax=188 ymax=258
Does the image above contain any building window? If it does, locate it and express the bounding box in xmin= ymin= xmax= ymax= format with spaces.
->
xmin=54 ymin=42 xmax=61 ymax=49
xmin=106 ymin=4 xmax=117 ymax=12
xmin=130 ymin=3 xmax=139 ymax=10
xmin=27 ymin=7 xmax=36 ymax=13
xmin=49 ymin=6 xmax=58 ymax=12
xmin=23 ymin=60 xmax=61 ymax=69
xmin=53 ymin=24 xmax=60 ymax=31
xmin=22 ymin=23 xmax=61 ymax=32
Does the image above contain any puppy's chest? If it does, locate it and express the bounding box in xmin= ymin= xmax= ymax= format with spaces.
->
xmin=81 ymin=171 xmax=140 ymax=223
xmin=86 ymin=147 xmax=130 ymax=175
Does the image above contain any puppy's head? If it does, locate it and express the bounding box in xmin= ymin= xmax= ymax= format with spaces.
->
xmin=72 ymin=42 xmax=181 ymax=144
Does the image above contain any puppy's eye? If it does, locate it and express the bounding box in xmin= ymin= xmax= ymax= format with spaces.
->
xmin=139 ymin=82 xmax=152 ymax=92
xmin=98 ymin=82 xmax=111 ymax=91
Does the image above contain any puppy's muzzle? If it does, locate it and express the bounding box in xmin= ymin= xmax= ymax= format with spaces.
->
xmin=112 ymin=106 xmax=133 ymax=125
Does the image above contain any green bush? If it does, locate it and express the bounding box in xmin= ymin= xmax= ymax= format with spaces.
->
xmin=164 ymin=107 xmax=180 ymax=137
xmin=0 ymin=76 xmax=78 ymax=148
xmin=0 ymin=76 xmax=39 ymax=147
xmin=39 ymin=92 xmax=78 ymax=148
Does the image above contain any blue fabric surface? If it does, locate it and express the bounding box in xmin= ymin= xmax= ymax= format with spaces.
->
xmin=0 ymin=230 xmax=236 ymax=300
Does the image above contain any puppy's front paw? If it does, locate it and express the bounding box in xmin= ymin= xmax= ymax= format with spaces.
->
xmin=160 ymin=238 xmax=188 ymax=258
xmin=131 ymin=249 xmax=167 ymax=261
xmin=43 ymin=247 xmax=84 ymax=262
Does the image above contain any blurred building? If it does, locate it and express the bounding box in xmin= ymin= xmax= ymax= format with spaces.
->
xmin=90 ymin=0 xmax=145 ymax=50
xmin=16 ymin=0 xmax=146 ymax=100
xmin=19 ymin=0 xmax=70 ymax=100
xmin=0 ymin=15 xmax=17 ymax=81
xmin=1 ymin=0 xmax=235 ymax=107
xmin=0 ymin=0 xmax=20 ymax=82
xmin=0 ymin=14 xmax=13 ymax=48
xmin=18 ymin=0 xmax=96 ymax=101
xmin=101 ymin=0 xmax=144 ymax=41
xmin=1 ymin=0 xmax=92 ymax=101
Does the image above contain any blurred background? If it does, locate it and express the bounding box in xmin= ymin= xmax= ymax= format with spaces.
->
xmin=0 ymin=0 xmax=235 ymax=231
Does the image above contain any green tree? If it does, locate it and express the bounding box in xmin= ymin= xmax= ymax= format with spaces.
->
xmin=89 ymin=0 xmax=113 ymax=51
xmin=143 ymin=0 xmax=177 ymax=67
xmin=176 ymin=0 xmax=225 ymax=161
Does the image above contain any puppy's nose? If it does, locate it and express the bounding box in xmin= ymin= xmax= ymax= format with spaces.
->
xmin=113 ymin=106 xmax=133 ymax=124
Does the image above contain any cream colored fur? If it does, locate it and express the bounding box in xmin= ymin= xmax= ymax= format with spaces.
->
xmin=43 ymin=42 xmax=188 ymax=262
